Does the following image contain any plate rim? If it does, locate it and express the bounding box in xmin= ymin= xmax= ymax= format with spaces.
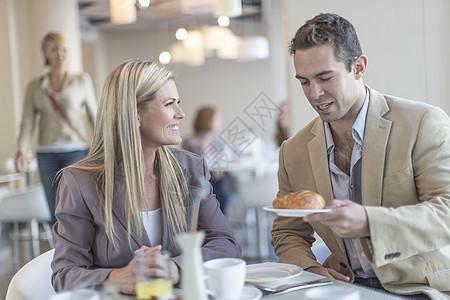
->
xmin=241 ymin=285 xmax=263 ymax=300
xmin=263 ymin=206 xmax=332 ymax=217
xmin=245 ymin=262 xmax=303 ymax=284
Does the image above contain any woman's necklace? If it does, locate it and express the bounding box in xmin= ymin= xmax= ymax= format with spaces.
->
xmin=50 ymin=72 xmax=66 ymax=93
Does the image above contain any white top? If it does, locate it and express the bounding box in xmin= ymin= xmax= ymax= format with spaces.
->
xmin=141 ymin=208 xmax=162 ymax=246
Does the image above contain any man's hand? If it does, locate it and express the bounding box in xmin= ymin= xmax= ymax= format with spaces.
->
xmin=303 ymin=200 xmax=370 ymax=238
xmin=306 ymin=266 xmax=350 ymax=282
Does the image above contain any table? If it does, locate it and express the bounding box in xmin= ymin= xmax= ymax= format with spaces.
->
xmin=258 ymin=270 xmax=403 ymax=299
xmin=0 ymin=172 xmax=23 ymax=184
xmin=116 ymin=270 xmax=403 ymax=299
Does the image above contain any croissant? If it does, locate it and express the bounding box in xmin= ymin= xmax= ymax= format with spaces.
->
xmin=273 ymin=190 xmax=325 ymax=209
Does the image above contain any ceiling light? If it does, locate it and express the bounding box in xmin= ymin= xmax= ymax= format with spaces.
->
xmin=159 ymin=51 xmax=171 ymax=64
xmin=237 ymin=36 xmax=270 ymax=61
xmin=175 ymin=28 xmax=188 ymax=40
xmin=180 ymin=0 xmax=214 ymax=15
xmin=110 ymin=0 xmax=137 ymax=24
xmin=217 ymin=36 xmax=240 ymax=59
xmin=169 ymin=42 xmax=187 ymax=64
xmin=217 ymin=16 xmax=230 ymax=27
xmin=214 ymin=0 xmax=242 ymax=17
xmin=183 ymin=30 xmax=205 ymax=66
xmin=204 ymin=26 xmax=235 ymax=51
xmin=136 ymin=0 xmax=151 ymax=9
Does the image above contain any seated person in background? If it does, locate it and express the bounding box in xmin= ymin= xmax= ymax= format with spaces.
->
xmin=183 ymin=107 xmax=235 ymax=215
xmin=271 ymin=13 xmax=450 ymax=299
xmin=51 ymin=60 xmax=241 ymax=294
xmin=275 ymin=101 xmax=290 ymax=147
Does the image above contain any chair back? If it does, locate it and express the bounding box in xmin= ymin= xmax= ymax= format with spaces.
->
xmin=0 ymin=183 xmax=50 ymax=222
xmin=238 ymin=173 xmax=278 ymax=207
xmin=5 ymin=248 xmax=57 ymax=300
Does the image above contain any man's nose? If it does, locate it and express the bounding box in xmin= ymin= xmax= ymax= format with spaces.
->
xmin=309 ymin=82 xmax=324 ymax=100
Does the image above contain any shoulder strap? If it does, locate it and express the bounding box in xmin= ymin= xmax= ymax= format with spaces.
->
xmin=40 ymin=77 xmax=88 ymax=143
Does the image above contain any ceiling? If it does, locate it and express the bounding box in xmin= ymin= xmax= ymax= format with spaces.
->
xmin=78 ymin=0 xmax=264 ymax=32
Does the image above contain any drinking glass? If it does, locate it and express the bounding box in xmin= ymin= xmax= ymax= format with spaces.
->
xmin=134 ymin=250 xmax=173 ymax=299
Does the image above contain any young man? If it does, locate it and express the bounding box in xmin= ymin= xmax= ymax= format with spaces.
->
xmin=271 ymin=13 xmax=450 ymax=299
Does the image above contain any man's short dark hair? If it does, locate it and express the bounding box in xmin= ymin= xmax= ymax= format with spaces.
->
xmin=289 ymin=13 xmax=362 ymax=71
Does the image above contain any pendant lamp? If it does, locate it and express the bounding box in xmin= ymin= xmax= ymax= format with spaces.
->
xmin=214 ymin=0 xmax=242 ymax=17
xmin=110 ymin=0 xmax=137 ymax=24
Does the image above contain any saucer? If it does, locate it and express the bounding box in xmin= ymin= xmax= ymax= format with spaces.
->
xmin=240 ymin=285 xmax=262 ymax=300
xmin=209 ymin=285 xmax=262 ymax=300
xmin=304 ymin=286 xmax=360 ymax=300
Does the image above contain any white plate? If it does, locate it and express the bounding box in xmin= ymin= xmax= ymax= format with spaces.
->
xmin=304 ymin=286 xmax=361 ymax=300
xmin=240 ymin=285 xmax=263 ymax=300
xmin=263 ymin=206 xmax=332 ymax=217
xmin=246 ymin=262 xmax=302 ymax=284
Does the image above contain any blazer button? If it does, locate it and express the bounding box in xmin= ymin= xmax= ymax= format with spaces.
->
xmin=384 ymin=252 xmax=400 ymax=260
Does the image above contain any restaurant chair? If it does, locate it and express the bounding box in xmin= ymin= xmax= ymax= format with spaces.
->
xmin=5 ymin=248 xmax=56 ymax=300
xmin=0 ymin=183 xmax=54 ymax=271
xmin=234 ymin=172 xmax=278 ymax=262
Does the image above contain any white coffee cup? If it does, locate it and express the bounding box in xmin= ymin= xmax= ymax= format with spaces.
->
xmin=203 ymin=258 xmax=246 ymax=300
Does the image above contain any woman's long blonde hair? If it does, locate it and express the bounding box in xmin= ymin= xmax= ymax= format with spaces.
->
xmin=66 ymin=59 xmax=188 ymax=247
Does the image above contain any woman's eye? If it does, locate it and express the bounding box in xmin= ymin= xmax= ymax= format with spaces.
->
xmin=321 ymin=77 xmax=332 ymax=82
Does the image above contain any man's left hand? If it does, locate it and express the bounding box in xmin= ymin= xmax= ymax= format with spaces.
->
xmin=303 ymin=200 xmax=370 ymax=238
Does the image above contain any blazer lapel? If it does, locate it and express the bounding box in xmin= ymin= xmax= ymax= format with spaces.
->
xmin=362 ymin=87 xmax=391 ymax=207
xmin=112 ymin=186 xmax=148 ymax=247
xmin=308 ymin=119 xmax=347 ymax=256
xmin=308 ymin=119 xmax=334 ymax=202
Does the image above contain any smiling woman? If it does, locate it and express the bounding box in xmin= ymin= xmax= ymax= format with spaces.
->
xmin=51 ymin=59 xmax=242 ymax=295
xmin=137 ymin=79 xmax=185 ymax=151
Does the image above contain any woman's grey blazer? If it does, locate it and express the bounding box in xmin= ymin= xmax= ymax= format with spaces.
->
xmin=51 ymin=148 xmax=242 ymax=291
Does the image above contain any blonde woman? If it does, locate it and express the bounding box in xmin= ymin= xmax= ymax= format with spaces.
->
xmin=15 ymin=32 xmax=97 ymax=224
xmin=51 ymin=60 xmax=241 ymax=294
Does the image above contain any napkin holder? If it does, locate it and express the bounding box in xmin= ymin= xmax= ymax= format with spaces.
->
xmin=175 ymin=231 xmax=207 ymax=300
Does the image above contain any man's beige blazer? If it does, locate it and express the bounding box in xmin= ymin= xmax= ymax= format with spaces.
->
xmin=271 ymin=86 xmax=450 ymax=299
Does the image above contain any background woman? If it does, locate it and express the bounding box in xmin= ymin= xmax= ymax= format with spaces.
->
xmin=183 ymin=107 xmax=236 ymax=215
xmin=51 ymin=60 xmax=241 ymax=294
xmin=15 ymin=32 xmax=97 ymax=224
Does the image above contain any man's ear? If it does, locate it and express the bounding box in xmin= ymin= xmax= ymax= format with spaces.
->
xmin=353 ymin=55 xmax=368 ymax=80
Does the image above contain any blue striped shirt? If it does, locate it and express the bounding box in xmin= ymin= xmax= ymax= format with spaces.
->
xmin=324 ymin=89 xmax=376 ymax=278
